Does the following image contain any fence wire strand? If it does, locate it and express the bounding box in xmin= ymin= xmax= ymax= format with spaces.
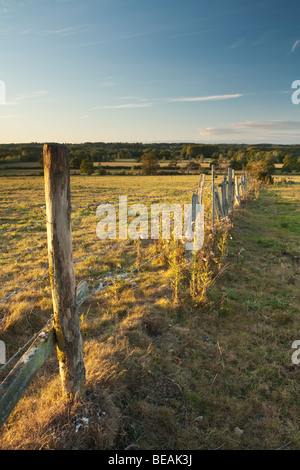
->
xmin=80 ymin=241 xmax=178 ymax=304
xmin=0 ymin=222 xmax=44 ymax=235
xmin=0 ymin=241 xmax=177 ymax=374
xmin=0 ymin=239 xmax=133 ymax=305
xmin=0 ymin=272 xmax=49 ymax=305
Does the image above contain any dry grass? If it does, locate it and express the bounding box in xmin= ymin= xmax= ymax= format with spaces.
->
xmin=0 ymin=174 xmax=300 ymax=449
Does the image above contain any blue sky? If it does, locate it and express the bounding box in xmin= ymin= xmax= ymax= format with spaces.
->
xmin=0 ymin=0 xmax=300 ymax=144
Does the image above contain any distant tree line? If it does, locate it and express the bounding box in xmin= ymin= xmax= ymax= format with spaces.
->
xmin=1 ymin=142 xmax=300 ymax=182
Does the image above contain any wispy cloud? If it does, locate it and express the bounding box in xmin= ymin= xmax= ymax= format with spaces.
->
xmin=41 ymin=25 xmax=91 ymax=37
xmin=55 ymin=28 xmax=167 ymax=50
xmin=98 ymin=80 xmax=116 ymax=88
xmin=167 ymin=94 xmax=244 ymax=103
xmin=91 ymin=103 xmax=153 ymax=110
xmin=91 ymin=93 xmax=244 ymax=111
xmin=237 ymin=120 xmax=300 ymax=131
xmin=199 ymin=120 xmax=300 ymax=142
xmin=169 ymin=28 xmax=220 ymax=39
xmin=230 ymin=38 xmax=246 ymax=49
xmin=291 ymin=40 xmax=300 ymax=54
xmin=15 ymin=90 xmax=49 ymax=101
xmin=6 ymin=90 xmax=49 ymax=106
xmin=0 ymin=0 xmax=36 ymax=14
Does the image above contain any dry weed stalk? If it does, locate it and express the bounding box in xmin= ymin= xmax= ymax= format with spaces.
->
xmin=168 ymin=239 xmax=185 ymax=306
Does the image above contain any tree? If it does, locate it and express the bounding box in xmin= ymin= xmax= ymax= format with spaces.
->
xmin=141 ymin=152 xmax=160 ymax=175
xmin=159 ymin=149 xmax=172 ymax=160
xmin=210 ymin=158 xmax=219 ymax=170
xmin=70 ymin=156 xmax=82 ymax=169
xmin=247 ymin=159 xmax=274 ymax=184
xmin=229 ymin=157 xmax=243 ymax=170
xmin=282 ymin=154 xmax=297 ymax=173
xmin=184 ymin=161 xmax=200 ymax=174
xmin=170 ymin=154 xmax=180 ymax=169
xmin=184 ymin=144 xmax=219 ymax=159
xmin=80 ymin=159 xmax=94 ymax=175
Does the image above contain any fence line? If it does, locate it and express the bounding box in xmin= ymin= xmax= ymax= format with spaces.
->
xmin=0 ymin=187 xmax=200 ymax=303
xmin=0 ymin=167 xmax=250 ymax=311
xmin=0 ymin=151 xmax=251 ymax=428
xmin=0 ymin=166 xmax=250 ymax=310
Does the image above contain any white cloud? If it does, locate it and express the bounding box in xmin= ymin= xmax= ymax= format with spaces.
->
xmin=90 ymin=93 xmax=243 ymax=112
xmin=0 ymin=0 xmax=36 ymax=13
xmin=230 ymin=38 xmax=246 ymax=49
xmin=167 ymin=94 xmax=243 ymax=103
xmin=98 ymin=81 xmax=115 ymax=88
xmin=42 ymin=25 xmax=91 ymax=36
xmin=291 ymin=40 xmax=300 ymax=54
xmin=199 ymin=120 xmax=300 ymax=143
xmin=15 ymin=90 xmax=49 ymax=101
xmin=91 ymin=103 xmax=153 ymax=110
xmin=6 ymin=90 xmax=49 ymax=106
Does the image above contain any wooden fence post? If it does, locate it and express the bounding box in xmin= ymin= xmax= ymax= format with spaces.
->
xmin=211 ymin=165 xmax=215 ymax=231
xmin=214 ymin=185 xmax=224 ymax=220
xmin=235 ymin=176 xmax=241 ymax=205
xmin=219 ymin=176 xmax=228 ymax=217
xmin=197 ymin=174 xmax=205 ymax=205
xmin=228 ymin=168 xmax=233 ymax=212
xmin=191 ymin=193 xmax=198 ymax=227
xmin=43 ymin=144 xmax=86 ymax=398
xmin=231 ymin=169 xmax=235 ymax=209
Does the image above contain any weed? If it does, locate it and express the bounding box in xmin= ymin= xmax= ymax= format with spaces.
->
xmin=168 ymin=240 xmax=185 ymax=306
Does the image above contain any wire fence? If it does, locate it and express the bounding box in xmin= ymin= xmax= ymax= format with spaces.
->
xmin=0 ymin=167 xmax=250 ymax=384
xmin=0 ymin=238 xmax=179 ymax=372
xmin=0 ymin=161 xmax=253 ymax=433
xmin=0 ymin=180 xmax=200 ymax=373
xmin=0 ymin=183 xmax=202 ymax=304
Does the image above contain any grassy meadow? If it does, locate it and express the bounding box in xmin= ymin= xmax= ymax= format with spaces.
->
xmin=0 ymin=173 xmax=300 ymax=450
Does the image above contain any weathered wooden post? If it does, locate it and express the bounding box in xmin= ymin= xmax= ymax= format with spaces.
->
xmin=43 ymin=144 xmax=86 ymax=398
xmin=191 ymin=193 xmax=198 ymax=226
xmin=211 ymin=165 xmax=215 ymax=231
xmin=241 ymin=172 xmax=246 ymax=194
xmin=219 ymin=176 xmax=227 ymax=216
xmin=228 ymin=168 xmax=233 ymax=212
xmin=214 ymin=185 xmax=224 ymax=220
xmin=244 ymin=171 xmax=247 ymax=192
xmin=235 ymin=176 xmax=241 ymax=205
xmin=197 ymin=174 xmax=205 ymax=205
xmin=231 ymin=169 xmax=235 ymax=209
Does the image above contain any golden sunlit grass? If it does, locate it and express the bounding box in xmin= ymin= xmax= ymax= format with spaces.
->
xmin=0 ymin=174 xmax=300 ymax=449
